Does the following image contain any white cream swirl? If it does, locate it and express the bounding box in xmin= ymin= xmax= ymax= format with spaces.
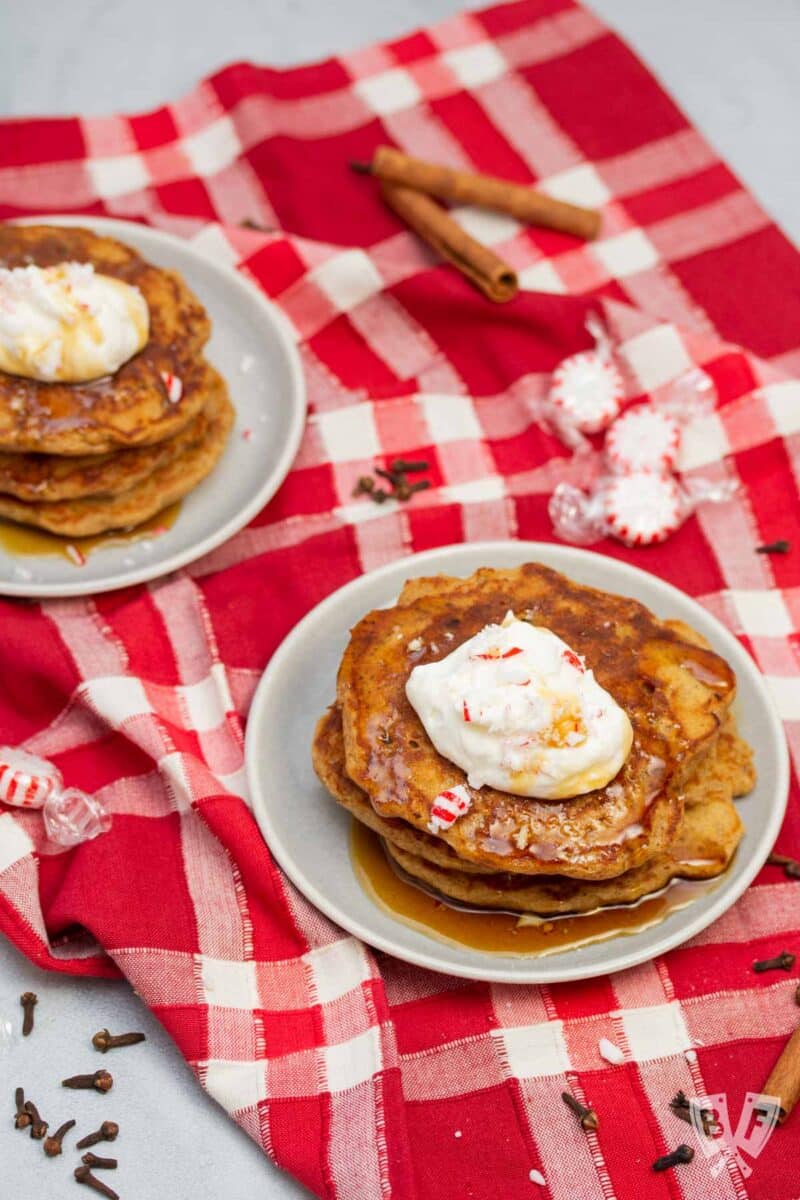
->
xmin=0 ymin=261 xmax=149 ymax=383
xmin=406 ymin=614 xmax=632 ymax=800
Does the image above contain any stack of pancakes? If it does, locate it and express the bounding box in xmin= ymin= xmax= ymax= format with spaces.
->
xmin=0 ymin=225 xmax=233 ymax=538
xmin=313 ymin=563 xmax=755 ymax=916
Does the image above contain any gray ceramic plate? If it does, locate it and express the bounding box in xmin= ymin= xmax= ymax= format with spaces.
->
xmin=1 ymin=216 xmax=305 ymax=597
xmin=246 ymin=542 xmax=788 ymax=983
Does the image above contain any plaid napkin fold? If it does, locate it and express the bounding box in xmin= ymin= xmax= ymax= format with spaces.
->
xmin=1 ymin=1 xmax=799 ymax=1196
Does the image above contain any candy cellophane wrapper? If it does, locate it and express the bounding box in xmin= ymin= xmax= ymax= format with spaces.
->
xmin=0 ymin=745 xmax=112 ymax=846
xmin=43 ymin=787 xmax=112 ymax=848
xmin=549 ymin=473 xmax=739 ymax=548
xmin=650 ymin=367 xmax=716 ymax=423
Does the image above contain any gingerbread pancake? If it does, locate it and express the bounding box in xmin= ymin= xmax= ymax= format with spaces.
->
xmin=0 ymin=368 xmax=233 ymax=536
xmin=313 ymin=705 xmax=753 ymax=901
xmin=336 ymin=564 xmax=737 ymax=880
xmin=0 ymin=224 xmax=211 ymax=454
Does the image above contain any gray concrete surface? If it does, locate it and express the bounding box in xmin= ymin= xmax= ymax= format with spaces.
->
xmin=1 ymin=3 xmax=798 ymax=1197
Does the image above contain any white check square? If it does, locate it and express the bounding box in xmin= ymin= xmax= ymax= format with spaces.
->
xmin=678 ymin=411 xmax=729 ymax=471
xmin=730 ymin=590 xmax=793 ymax=638
xmin=354 ymin=68 xmax=421 ymax=115
xmin=0 ymin=812 xmax=33 ymax=873
xmin=541 ymin=163 xmax=610 ymax=208
xmin=183 ymin=115 xmax=241 ymax=176
xmin=200 ymin=956 xmax=260 ymax=1010
xmin=517 ymin=260 xmax=567 ymax=294
xmin=81 ymin=676 xmax=151 ymax=727
xmin=420 ymin=393 xmax=482 ymax=443
xmin=621 ymin=1003 xmax=691 ymax=1062
xmin=620 ymin=324 xmax=694 ymax=392
xmin=311 ymin=250 xmax=383 ymax=313
xmin=316 ymin=404 xmax=380 ymax=463
xmin=324 ymin=1026 xmax=382 ymax=1092
xmin=87 ymin=153 xmax=149 ymax=199
xmin=308 ymin=938 xmax=371 ymax=1004
xmin=761 ymin=381 xmax=800 ymax=436
xmin=494 ymin=1021 xmax=570 ymax=1078
xmin=205 ymin=1059 xmax=265 ymax=1112
xmin=593 ymin=229 xmax=659 ymax=278
xmin=444 ymin=43 xmax=507 ymax=88
xmin=766 ymin=675 xmax=800 ymax=721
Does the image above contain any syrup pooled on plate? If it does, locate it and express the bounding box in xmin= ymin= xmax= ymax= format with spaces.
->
xmin=350 ymin=821 xmax=716 ymax=957
xmin=0 ymin=502 xmax=181 ymax=565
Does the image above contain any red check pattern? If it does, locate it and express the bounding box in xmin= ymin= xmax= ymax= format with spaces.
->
xmin=1 ymin=2 xmax=799 ymax=1196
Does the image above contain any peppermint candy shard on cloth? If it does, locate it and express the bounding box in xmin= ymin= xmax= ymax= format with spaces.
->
xmin=428 ymin=785 xmax=472 ymax=833
xmin=605 ymin=407 xmax=681 ymax=475
xmin=603 ymin=472 xmax=683 ymax=546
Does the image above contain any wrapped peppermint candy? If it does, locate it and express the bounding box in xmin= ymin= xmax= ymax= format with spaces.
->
xmin=605 ymin=406 xmax=681 ymax=475
xmin=549 ymin=473 xmax=738 ymax=548
xmin=547 ymin=314 xmax=625 ymax=444
xmin=0 ymin=746 xmax=111 ymax=847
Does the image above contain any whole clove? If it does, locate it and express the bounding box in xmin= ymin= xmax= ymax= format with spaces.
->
xmin=669 ymin=1090 xmax=717 ymax=1136
xmin=74 ymin=1166 xmax=119 ymax=1199
xmin=81 ymin=1152 xmax=118 ymax=1170
xmin=62 ymin=1070 xmax=113 ymax=1094
xmin=92 ymin=1028 xmax=146 ymax=1053
xmin=75 ymin=1121 xmax=119 ymax=1150
xmin=561 ymin=1091 xmax=599 ymax=1131
xmin=391 ymin=459 xmax=429 ymax=474
xmin=352 ymin=475 xmax=375 ymax=497
xmin=768 ymin=852 xmax=800 ymax=880
xmin=24 ymin=1100 xmax=48 ymax=1139
xmin=20 ymin=991 xmax=37 ymax=1036
xmin=44 ymin=1118 xmax=76 ymax=1157
xmin=753 ymin=951 xmax=796 ymax=974
xmin=653 ymin=1144 xmax=694 ymax=1172
xmin=756 ymin=540 xmax=791 ymax=554
xmin=14 ymin=1087 xmax=31 ymax=1130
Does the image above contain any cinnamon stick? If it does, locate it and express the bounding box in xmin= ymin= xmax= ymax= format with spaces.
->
xmin=359 ymin=146 xmax=601 ymax=240
xmin=380 ymin=182 xmax=518 ymax=303
xmin=759 ymin=1024 xmax=800 ymax=1123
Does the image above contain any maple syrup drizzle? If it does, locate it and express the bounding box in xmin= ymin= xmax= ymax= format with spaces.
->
xmin=0 ymin=502 xmax=181 ymax=564
xmin=350 ymin=821 xmax=716 ymax=957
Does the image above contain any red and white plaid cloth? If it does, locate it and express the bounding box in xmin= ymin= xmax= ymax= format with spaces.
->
xmin=1 ymin=2 xmax=799 ymax=1196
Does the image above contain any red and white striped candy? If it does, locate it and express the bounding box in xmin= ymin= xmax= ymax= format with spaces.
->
xmin=160 ymin=371 xmax=183 ymax=404
xmin=428 ymin=785 xmax=472 ymax=834
xmin=603 ymin=472 xmax=683 ymax=547
xmin=605 ymin=406 xmax=681 ymax=475
xmin=0 ymin=747 xmax=63 ymax=809
xmin=549 ymin=352 xmax=624 ymax=434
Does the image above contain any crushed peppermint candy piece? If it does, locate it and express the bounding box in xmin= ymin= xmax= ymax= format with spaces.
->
xmin=548 ymin=351 xmax=624 ymax=435
xmin=407 ymin=637 xmax=424 ymax=653
xmin=428 ymin=785 xmax=472 ymax=833
xmin=598 ymin=1037 xmax=625 ymax=1065
xmin=65 ymin=543 xmax=86 ymax=567
xmin=529 ymin=1169 xmax=546 ymax=1186
xmin=0 ymin=747 xmax=63 ymax=809
xmin=160 ymin=371 xmax=183 ymax=404
xmin=606 ymin=406 xmax=681 ymax=475
xmin=603 ymin=472 xmax=682 ymax=547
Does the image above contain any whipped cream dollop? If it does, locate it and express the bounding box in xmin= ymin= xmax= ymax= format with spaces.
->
xmin=0 ymin=261 xmax=149 ymax=383
xmin=405 ymin=614 xmax=633 ymax=800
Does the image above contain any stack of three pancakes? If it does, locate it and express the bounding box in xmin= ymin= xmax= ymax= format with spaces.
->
xmin=314 ymin=563 xmax=755 ymax=916
xmin=0 ymin=225 xmax=233 ymax=539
